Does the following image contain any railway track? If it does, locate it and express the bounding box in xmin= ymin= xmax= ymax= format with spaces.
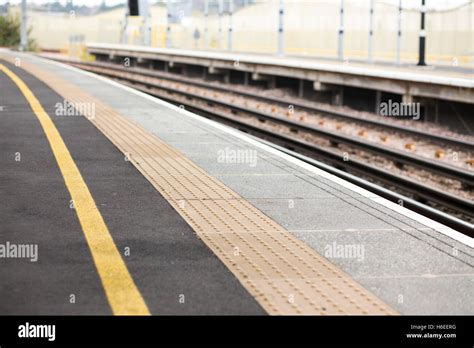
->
xmin=70 ymin=62 xmax=473 ymax=179
xmin=65 ymin=60 xmax=473 ymax=234
xmin=68 ymin=60 xmax=474 ymax=149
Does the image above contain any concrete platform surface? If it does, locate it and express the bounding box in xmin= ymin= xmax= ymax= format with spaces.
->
xmin=87 ymin=43 xmax=474 ymax=88
xmin=0 ymin=49 xmax=472 ymax=315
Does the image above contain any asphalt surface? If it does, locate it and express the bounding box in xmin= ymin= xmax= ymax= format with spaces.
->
xmin=0 ymin=60 xmax=265 ymax=315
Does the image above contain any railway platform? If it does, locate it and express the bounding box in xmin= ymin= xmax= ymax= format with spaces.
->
xmin=0 ymin=49 xmax=472 ymax=316
xmin=86 ymin=43 xmax=474 ymax=105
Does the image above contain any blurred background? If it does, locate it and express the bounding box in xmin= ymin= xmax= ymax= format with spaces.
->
xmin=0 ymin=0 xmax=472 ymax=67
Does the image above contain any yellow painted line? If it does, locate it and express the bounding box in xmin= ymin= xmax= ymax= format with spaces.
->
xmin=8 ymin=60 xmax=395 ymax=314
xmin=0 ymin=64 xmax=150 ymax=315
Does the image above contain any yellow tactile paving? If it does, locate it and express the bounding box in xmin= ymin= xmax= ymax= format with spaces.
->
xmin=3 ymin=55 xmax=398 ymax=315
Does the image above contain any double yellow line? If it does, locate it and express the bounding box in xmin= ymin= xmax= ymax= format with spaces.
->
xmin=0 ymin=64 xmax=149 ymax=315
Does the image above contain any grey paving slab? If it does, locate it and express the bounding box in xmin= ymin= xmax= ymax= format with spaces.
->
xmin=360 ymin=275 xmax=474 ymax=315
xmin=156 ymin=133 xmax=241 ymax=147
xmin=291 ymin=228 xmax=473 ymax=277
xmin=215 ymin=173 xmax=335 ymax=199
xmin=419 ymin=227 xmax=474 ymax=258
xmin=248 ymin=197 xmax=395 ymax=231
xmin=189 ymin=155 xmax=289 ymax=175
xmin=345 ymin=196 xmax=431 ymax=230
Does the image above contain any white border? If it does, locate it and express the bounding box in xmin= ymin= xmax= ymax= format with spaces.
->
xmin=16 ymin=52 xmax=474 ymax=248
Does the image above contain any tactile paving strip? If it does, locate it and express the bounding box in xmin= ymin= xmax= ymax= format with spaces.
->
xmin=8 ymin=56 xmax=397 ymax=315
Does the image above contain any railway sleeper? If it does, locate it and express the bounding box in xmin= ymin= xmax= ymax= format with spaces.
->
xmin=394 ymin=162 xmax=405 ymax=170
xmin=290 ymin=127 xmax=299 ymax=133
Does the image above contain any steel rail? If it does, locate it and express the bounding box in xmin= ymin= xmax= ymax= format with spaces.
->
xmin=68 ymin=60 xmax=474 ymax=149
xmin=66 ymin=63 xmax=474 ymax=233
xmin=76 ymin=63 xmax=473 ymax=186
